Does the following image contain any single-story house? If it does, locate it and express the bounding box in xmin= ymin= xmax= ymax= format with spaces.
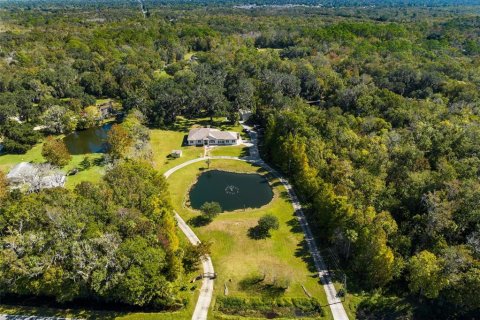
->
xmin=187 ymin=127 xmax=241 ymax=146
xmin=7 ymin=162 xmax=66 ymax=191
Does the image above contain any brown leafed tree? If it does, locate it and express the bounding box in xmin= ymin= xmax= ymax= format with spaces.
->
xmin=0 ymin=170 xmax=8 ymax=200
xmin=106 ymin=124 xmax=133 ymax=160
xmin=42 ymin=136 xmax=72 ymax=167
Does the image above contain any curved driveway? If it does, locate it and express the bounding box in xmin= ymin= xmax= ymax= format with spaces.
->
xmin=164 ymin=124 xmax=348 ymax=320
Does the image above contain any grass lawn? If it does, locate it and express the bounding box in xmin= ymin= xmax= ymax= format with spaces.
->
xmin=0 ymin=143 xmax=44 ymax=172
xmin=209 ymin=145 xmax=249 ymax=158
xmin=183 ymin=52 xmax=195 ymax=61
xmin=167 ymin=159 xmax=333 ymax=319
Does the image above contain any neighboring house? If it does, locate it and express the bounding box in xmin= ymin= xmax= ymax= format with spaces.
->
xmin=187 ymin=127 xmax=241 ymax=146
xmin=7 ymin=162 xmax=66 ymax=192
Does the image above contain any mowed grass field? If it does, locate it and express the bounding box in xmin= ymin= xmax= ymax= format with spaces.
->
xmin=167 ymin=159 xmax=333 ymax=319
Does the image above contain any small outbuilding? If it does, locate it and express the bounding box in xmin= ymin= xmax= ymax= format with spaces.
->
xmin=171 ymin=150 xmax=183 ymax=158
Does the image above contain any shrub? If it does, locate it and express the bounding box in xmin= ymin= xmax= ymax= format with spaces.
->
xmin=200 ymin=201 xmax=222 ymax=221
xmin=248 ymin=214 xmax=279 ymax=239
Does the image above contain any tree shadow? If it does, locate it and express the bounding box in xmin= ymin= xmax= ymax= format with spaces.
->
xmin=92 ymin=156 xmax=105 ymax=167
xmin=286 ymin=218 xmax=302 ymax=233
xmin=356 ymin=294 xmax=413 ymax=320
xmin=295 ymin=239 xmax=317 ymax=273
xmin=0 ymin=293 xmax=187 ymax=320
xmin=247 ymin=225 xmax=270 ymax=240
xmin=238 ymin=274 xmax=287 ymax=298
xmin=239 ymin=146 xmax=250 ymax=157
xmin=188 ymin=215 xmax=211 ymax=227
xmin=279 ymin=190 xmax=291 ymax=200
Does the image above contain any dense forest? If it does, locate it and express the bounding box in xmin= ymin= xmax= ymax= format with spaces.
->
xmin=0 ymin=160 xmax=207 ymax=309
xmin=1 ymin=1 xmax=480 ymax=318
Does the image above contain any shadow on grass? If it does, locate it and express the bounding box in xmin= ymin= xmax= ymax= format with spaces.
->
xmin=295 ymin=239 xmax=318 ymax=273
xmin=0 ymin=304 xmax=118 ymax=320
xmin=247 ymin=225 xmax=270 ymax=240
xmin=238 ymin=274 xmax=287 ymax=298
xmin=188 ymin=215 xmax=211 ymax=227
xmin=286 ymin=218 xmax=303 ymax=233
xmin=239 ymin=147 xmax=250 ymax=157
xmin=279 ymin=190 xmax=291 ymax=201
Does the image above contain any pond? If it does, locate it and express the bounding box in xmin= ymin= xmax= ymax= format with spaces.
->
xmin=189 ymin=170 xmax=274 ymax=212
xmin=63 ymin=123 xmax=113 ymax=155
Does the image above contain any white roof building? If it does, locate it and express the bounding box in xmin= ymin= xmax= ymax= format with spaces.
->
xmin=187 ymin=127 xmax=240 ymax=146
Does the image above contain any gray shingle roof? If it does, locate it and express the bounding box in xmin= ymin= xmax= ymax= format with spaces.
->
xmin=188 ymin=127 xmax=238 ymax=141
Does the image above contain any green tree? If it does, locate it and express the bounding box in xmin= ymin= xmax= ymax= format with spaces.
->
xmin=1 ymin=120 xmax=40 ymax=154
xmin=182 ymin=242 xmax=212 ymax=273
xmin=106 ymin=124 xmax=133 ymax=160
xmin=200 ymin=201 xmax=222 ymax=221
xmin=41 ymin=105 xmax=78 ymax=134
xmin=42 ymin=136 xmax=72 ymax=167
xmin=250 ymin=214 xmax=280 ymax=239
xmin=408 ymin=250 xmax=446 ymax=299
xmin=79 ymin=156 xmax=92 ymax=170
xmin=78 ymin=105 xmax=100 ymax=129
